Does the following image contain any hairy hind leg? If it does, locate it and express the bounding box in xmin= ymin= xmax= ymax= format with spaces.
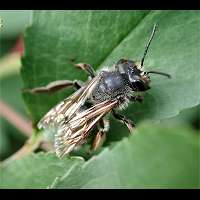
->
xmin=91 ymin=118 xmax=110 ymax=151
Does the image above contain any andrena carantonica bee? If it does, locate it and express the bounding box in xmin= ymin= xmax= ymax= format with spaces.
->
xmin=26 ymin=24 xmax=171 ymax=158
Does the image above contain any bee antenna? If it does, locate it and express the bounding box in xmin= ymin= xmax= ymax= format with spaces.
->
xmin=141 ymin=24 xmax=157 ymax=67
xmin=147 ymin=71 xmax=171 ymax=79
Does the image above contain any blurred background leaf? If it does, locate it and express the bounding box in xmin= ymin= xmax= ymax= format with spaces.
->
xmin=0 ymin=10 xmax=31 ymax=56
xmin=0 ymin=10 xmax=31 ymax=39
xmin=0 ymin=74 xmax=27 ymax=160
xmin=0 ymin=10 xmax=32 ymax=160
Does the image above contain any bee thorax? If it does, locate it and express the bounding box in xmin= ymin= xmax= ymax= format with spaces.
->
xmin=91 ymin=70 xmax=130 ymax=104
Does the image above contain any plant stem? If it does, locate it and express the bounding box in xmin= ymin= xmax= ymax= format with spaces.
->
xmin=1 ymin=132 xmax=43 ymax=166
xmin=0 ymin=100 xmax=32 ymax=137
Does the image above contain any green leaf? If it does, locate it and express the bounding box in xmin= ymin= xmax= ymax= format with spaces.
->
xmin=55 ymin=123 xmax=199 ymax=189
xmin=21 ymin=11 xmax=200 ymax=139
xmin=1 ymin=123 xmax=198 ymax=188
xmin=21 ymin=10 xmax=149 ymax=122
xmin=0 ymin=153 xmax=84 ymax=188
xmin=161 ymin=105 xmax=200 ymax=129
xmin=102 ymin=11 xmax=200 ymax=123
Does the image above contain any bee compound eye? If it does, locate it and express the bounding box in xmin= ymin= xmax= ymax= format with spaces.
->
xmin=117 ymin=59 xmax=127 ymax=65
xmin=131 ymin=69 xmax=135 ymax=73
xmin=133 ymin=81 xmax=147 ymax=91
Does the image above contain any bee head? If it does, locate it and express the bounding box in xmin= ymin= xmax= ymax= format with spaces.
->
xmin=116 ymin=25 xmax=171 ymax=92
xmin=116 ymin=58 xmax=171 ymax=92
xmin=116 ymin=59 xmax=151 ymax=91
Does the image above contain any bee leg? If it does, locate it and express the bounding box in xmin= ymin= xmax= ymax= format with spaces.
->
xmin=91 ymin=118 xmax=110 ymax=151
xmin=128 ymin=95 xmax=144 ymax=103
xmin=23 ymin=80 xmax=82 ymax=94
xmin=112 ymin=109 xmax=135 ymax=132
xmin=74 ymin=63 xmax=96 ymax=78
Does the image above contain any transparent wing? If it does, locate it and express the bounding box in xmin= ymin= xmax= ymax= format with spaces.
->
xmin=55 ymin=100 xmax=118 ymax=158
xmin=37 ymin=76 xmax=100 ymax=130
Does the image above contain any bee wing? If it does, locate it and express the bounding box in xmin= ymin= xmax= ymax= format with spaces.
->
xmin=37 ymin=76 xmax=100 ymax=130
xmin=55 ymin=100 xmax=118 ymax=158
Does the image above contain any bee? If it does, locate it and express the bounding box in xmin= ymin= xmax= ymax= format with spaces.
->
xmin=27 ymin=24 xmax=171 ymax=158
